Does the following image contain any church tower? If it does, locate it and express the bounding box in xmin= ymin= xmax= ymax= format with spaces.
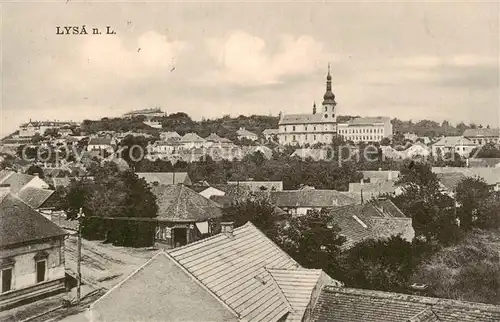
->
xmin=322 ymin=64 xmax=337 ymax=121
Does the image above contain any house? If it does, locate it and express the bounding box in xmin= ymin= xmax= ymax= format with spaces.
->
xmin=122 ymin=107 xmax=166 ymax=119
xmin=311 ymin=286 xmax=500 ymax=322
xmin=143 ymin=120 xmax=162 ymax=129
xmin=432 ymin=167 xmax=500 ymax=192
xmin=347 ymin=180 xmax=399 ymax=202
xmin=431 ymin=136 xmax=477 ymax=157
xmin=87 ymin=137 xmax=115 ymax=152
xmin=198 ymin=186 xmax=226 ymax=200
xmin=262 ymin=129 xmax=279 ymax=142
xmin=270 ymin=190 xmax=357 ymax=216
xmin=179 ymin=133 xmax=207 ymax=149
xmin=403 ymin=142 xmax=431 ymax=158
xmin=136 ymin=172 xmax=192 ymax=186
xmin=463 ymin=128 xmax=500 ymax=145
xmin=436 ymin=172 xmax=467 ymax=198
xmin=236 ymin=127 xmax=258 ymax=141
xmin=151 ymin=184 xmax=223 ymax=248
xmin=468 ymin=157 xmax=500 ymax=168
xmin=89 ymin=222 xmax=342 ymax=322
xmin=159 ymin=131 xmax=181 ymax=141
xmin=227 ymin=180 xmax=283 ymax=192
xmin=338 ymin=117 xmax=393 ymax=144
xmin=403 ymin=132 xmax=419 ymax=142
xmin=291 ymin=148 xmax=331 ymax=161
xmin=17 ymin=187 xmax=55 ymax=210
xmin=0 ymin=170 xmax=50 ymax=193
xmin=0 ymin=189 xmax=68 ymax=310
xmin=326 ymin=199 xmax=415 ymax=250
xmin=361 ymin=170 xmax=399 ymax=183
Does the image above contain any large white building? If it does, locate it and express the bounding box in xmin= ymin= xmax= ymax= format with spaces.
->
xmin=18 ymin=120 xmax=79 ymax=138
xmin=337 ymin=117 xmax=393 ymax=143
xmin=278 ymin=66 xmax=338 ymax=146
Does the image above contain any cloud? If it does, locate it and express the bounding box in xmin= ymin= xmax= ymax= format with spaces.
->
xmin=204 ymin=31 xmax=336 ymax=86
xmin=77 ymin=31 xmax=187 ymax=79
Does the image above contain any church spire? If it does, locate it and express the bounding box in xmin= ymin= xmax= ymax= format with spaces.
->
xmin=313 ymin=101 xmax=316 ymax=114
xmin=323 ymin=63 xmax=336 ymax=105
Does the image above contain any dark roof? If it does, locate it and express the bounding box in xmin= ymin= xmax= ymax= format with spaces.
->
xmin=0 ymin=193 xmax=67 ymax=247
xmin=17 ymin=187 xmax=54 ymax=209
xmin=270 ymin=190 xmax=357 ymax=208
xmin=311 ymin=286 xmax=500 ymax=322
xmin=463 ymin=128 xmax=500 ymax=138
xmin=151 ymin=184 xmax=223 ymax=222
xmin=436 ymin=172 xmax=467 ymax=192
xmin=0 ymin=171 xmax=35 ymax=193
xmin=136 ymin=172 xmax=191 ymax=185
xmin=88 ymin=137 xmax=112 ymax=145
xmin=327 ymin=199 xmax=412 ymax=249
xmin=226 ymin=180 xmax=283 ymax=192
xmin=468 ymin=158 xmax=500 ymax=168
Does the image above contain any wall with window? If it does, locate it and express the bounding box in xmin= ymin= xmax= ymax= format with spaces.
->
xmin=0 ymin=237 xmax=65 ymax=296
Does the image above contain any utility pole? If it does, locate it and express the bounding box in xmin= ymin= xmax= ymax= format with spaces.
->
xmin=76 ymin=208 xmax=84 ymax=304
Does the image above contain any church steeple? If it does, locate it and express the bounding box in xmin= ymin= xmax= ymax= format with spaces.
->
xmin=322 ymin=63 xmax=336 ymax=105
xmin=312 ymin=102 xmax=316 ymax=114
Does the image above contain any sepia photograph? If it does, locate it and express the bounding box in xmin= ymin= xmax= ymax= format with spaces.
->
xmin=0 ymin=1 xmax=499 ymax=321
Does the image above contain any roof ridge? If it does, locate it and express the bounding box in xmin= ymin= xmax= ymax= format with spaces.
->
xmin=323 ymin=286 xmax=500 ymax=312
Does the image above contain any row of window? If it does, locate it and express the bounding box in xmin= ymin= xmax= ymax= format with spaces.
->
xmin=1 ymin=256 xmax=48 ymax=294
xmin=284 ymin=134 xmax=319 ymax=142
xmin=339 ymin=128 xmax=383 ymax=134
xmin=340 ymin=135 xmax=383 ymax=142
xmin=284 ymin=125 xmax=334 ymax=132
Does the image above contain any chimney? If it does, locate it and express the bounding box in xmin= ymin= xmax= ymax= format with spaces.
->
xmin=0 ymin=184 xmax=11 ymax=194
xmin=221 ymin=222 xmax=234 ymax=237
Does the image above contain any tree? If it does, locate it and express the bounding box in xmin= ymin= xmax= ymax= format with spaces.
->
xmin=118 ymin=135 xmax=151 ymax=170
xmin=455 ymin=177 xmax=490 ymax=230
xmin=26 ymin=165 xmax=44 ymax=178
xmin=393 ymin=161 xmax=460 ymax=245
xmin=277 ymin=209 xmax=345 ymax=275
xmin=338 ymin=236 xmax=427 ymax=292
xmin=221 ymin=198 xmax=279 ymax=238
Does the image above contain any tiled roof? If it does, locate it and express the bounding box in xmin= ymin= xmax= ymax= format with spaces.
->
xmin=341 ymin=116 xmax=391 ymax=126
xmin=432 ymin=167 xmax=500 ymax=186
xmin=236 ymin=128 xmax=258 ymax=137
xmin=311 ymin=286 xmax=500 ymax=322
xmin=0 ymin=192 xmax=67 ymax=247
xmin=136 ymin=172 xmax=191 ymax=185
xmin=205 ymin=133 xmax=224 ymax=142
xmin=432 ymin=136 xmax=476 ymax=147
xmin=151 ymin=184 xmax=223 ymax=222
xmin=167 ymin=222 xmax=302 ymax=322
xmin=88 ymin=137 xmax=113 ymax=145
xmin=262 ymin=129 xmax=279 ymax=135
xmin=227 ymin=181 xmax=283 ymax=192
xmin=180 ymin=132 xmax=206 ymax=142
xmin=327 ymin=199 xmax=412 ymax=249
xmin=468 ymin=158 xmax=500 ymax=168
xmin=268 ymin=268 xmax=336 ymax=322
xmin=270 ymin=190 xmax=357 ymax=208
xmin=90 ymin=251 xmax=239 ymax=322
xmin=0 ymin=169 xmax=14 ymax=182
xmin=463 ymin=128 xmax=500 ymax=138
xmin=348 ymin=181 xmax=397 ymax=195
xmin=0 ymin=171 xmax=35 ymax=193
xmin=279 ymin=113 xmax=331 ymax=125
xmin=436 ymin=173 xmax=467 ymax=192
xmin=291 ymin=148 xmax=330 ymax=161
xmin=361 ymin=171 xmax=400 ymax=182
xmin=17 ymin=187 xmax=54 ymax=209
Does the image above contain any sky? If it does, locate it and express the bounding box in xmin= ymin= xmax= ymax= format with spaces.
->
xmin=0 ymin=1 xmax=499 ymax=138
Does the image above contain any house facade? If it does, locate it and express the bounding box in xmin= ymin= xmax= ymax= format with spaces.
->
xmin=236 ymin=127 xmax=258 ymax=141
xmin=0 ymin=191 xmax=67 ymax=310
xmin=431 ymin=136 xmax=478 ymax=157
xmin=337 ymin=117 xmax=393 ymax=143
xmin=463 ymin=128 xmax=500 ymax=145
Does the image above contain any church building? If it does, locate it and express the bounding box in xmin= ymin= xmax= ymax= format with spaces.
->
xmin=278 ymin=66 xmax=338 ymax=146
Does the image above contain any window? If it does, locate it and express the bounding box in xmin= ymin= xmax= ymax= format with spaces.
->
xmin=305 ymin=135 xmax=307 ymax=141
xmin=305 ymin=126 xmax=308 ymax=131
xmin=1 ymin=268 xmax=12 ymax=293
xmin=314 ymin=126 xmax=316 ymax=131
xmin=314 ymin=135 xmax=317 ymax=140
xmin=324 ymin=114 xmax=328 ymax=118
xmin=292 ymin=126 xmax=296 ymax=131
xmin=284 ymin=127 xmax=287 ymax=132
xmin=293 ymin=135 xmax=296 ymax=141
xmin=36 ymin=260 xmax=46 ymax=283
xmin=325 ymin=106 xmax=328 ymax=112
